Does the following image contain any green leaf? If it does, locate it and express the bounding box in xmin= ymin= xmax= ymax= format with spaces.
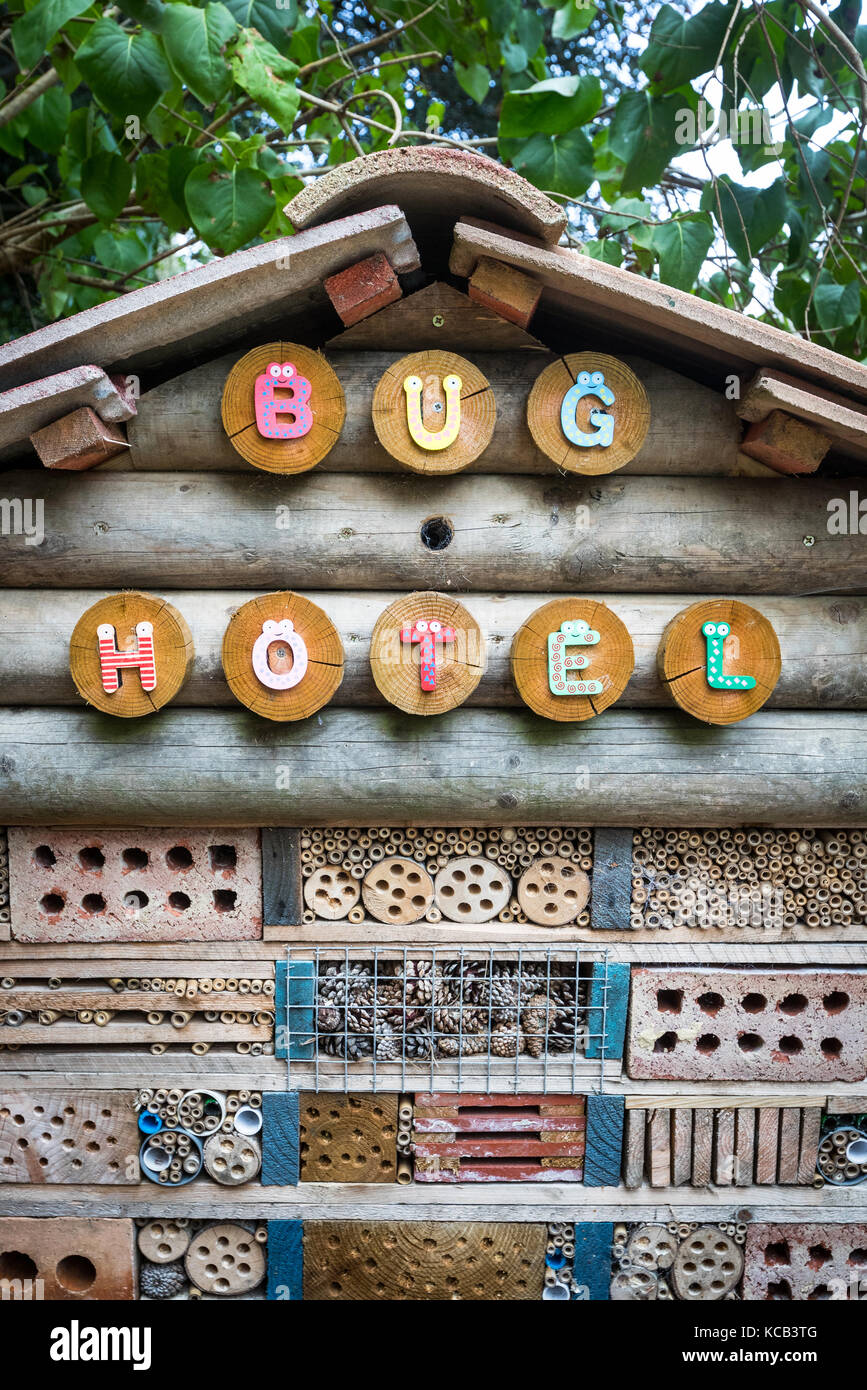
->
xmin=701 ymin=177 xmax=787 ymax=264
xmin=12 ymin=0 xmax=94 ymax=69
xmin=7 ymin=163 xmax=46 ymax=189
xmin=162 ymin=2 xmax=237 ymax=106
xmin=813 ymin=278 xmax=860 ymax=334
xmin=115 ymin=0 xmax=168 ymax=31
xmin=184 ymin=162 xmax=273 ymax=252
xmin=552 ymin=1 xmax=596 ymax=40
xmin=230 ymin=31 xmax=300 ymax=131
xmin=454 ymin=61 xmax=490 ymax=105
xmin=600 ymin=196 xmax=653 ymax=234
xmin=135 ymin=146 xmax=198 ymax=231
xmin=499 ymin=74 xmax=601 ymax=137
xmin=76 ymin=19 xmax=173 ymax=117
xmin=609 ymin=89 xmax=684 ymax=193
xmin=651 ymin=212 xmax=714 ymax=290
xmin=224 ymin=0 xmax=296 ymax=53
xmin=81 ymin=149 xmax=133 ymax=221
xmin=501 ymin=38 xmax=528 ymax=75
xmin=23 ymin=85 xmax=71 ymax=153
xmin=581 ymin=238 xmax=622 ymax=265
xmin=510 ymin=127 xmax=594 ymax=197
xmin=515 ymin=8 xmax=543 ymax=55
xmin=641 ymin=2 xmax=732 ymax=91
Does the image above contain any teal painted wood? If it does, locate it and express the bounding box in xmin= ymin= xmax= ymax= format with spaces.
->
xmin=275 ymin=960 xmax=287 ymax=1059
xmin=590 ymin=828 xmax=633 ymax=930
xmin=262 ymin=1092 xmax=300 ymax=1186
xmin=287 ymin=958 xmax=315 ymax=1060
xmin=267 ymin=1220 xmax=303 ymax=1300
xmin=583 ymin=1094 xmax=625 ymax=1187
xmin=585 ymin=959 xmax=630 ymax=1059
xmin=573 ymin=1222 xmax=613 ymax=1300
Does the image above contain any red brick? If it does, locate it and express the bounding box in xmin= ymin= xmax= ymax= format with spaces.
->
xmin=626 ymin=967 xmax=867 ymax=1082
xmin=8 ymin=827 xmax=262 ymax=942
xmin=743 ymin=1223 xmax=867 ymax=1300
xmin=468 ymin=255 xmax=541 ymax=329
xmin=0 ymin=1217 xmax=135 ymax=1299
xmin=324 ymin=252 xmax=401 ymax=327
xmin=741 ymin=409 xmax=830 ymax=475
xmin=30 ymin=405 xmax=128 ymax=470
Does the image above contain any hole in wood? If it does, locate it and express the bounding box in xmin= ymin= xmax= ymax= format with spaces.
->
xmin=777 ymin=1035 xmax=803 ymax=1055
xmin=764 ymin=1240 xmax=791 ymax=1266
xmin=652 ymin=1031 xmax=678 ymax=1053
xmin=56 ymin=1254 xmax=96 ymax=1292
xmin=779 ymin=993 xmax=807 ymax=1015
xmin=168 ymin=891 xmax=191 ymax=912
xmin=657 ymin=989 xmax=683 ymax=1014
xmin=209 ymin=845 xmax=237 ymax=871
xmin=0 ymin=1251 xmax=38 ymax=1281
xmin=696 ymin=991 xmax=724 ymax=1015
xmin=122 ymin=847 xmax=149 ymax=871
xmin=166 ymin=845 xmax=194 ymax=871
xmin=820 ymin=1037 xmax=842 ymax=1058
xmin=420 ymin=516 xmax=454 ymax=551
xmin=696 ymin=1033 xmax=720 ymax=1054
xmin=78 ymin=846 xmax=105 ymax=871
xmin=737 ymin=1032 xmax=764 ymax=1052
xmin=40 ymin=893 xmax=65 ymax=914
xmin=81 ymin=893 xmax=106 ymax=915
xmin=33 ymin=845 xmax=56 ymax=868
xmin=213 ymin=889 xmax=237 ymax=913
xmin=823 ymin=990 xmax=849 ymax=1014
xmin=741 ymin=992 xmax=767 ymax=1013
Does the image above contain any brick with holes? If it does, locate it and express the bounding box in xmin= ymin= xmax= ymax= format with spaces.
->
xmin=625 ymin=968 xmax=867 ymax=1082
xmin=743 ymin=1223 xmax=867 ymax=1300
xmin=8 ymin=827 xmax=262 ymax=942
xmin=0 ymin=1216 xmax=135 ymax=1299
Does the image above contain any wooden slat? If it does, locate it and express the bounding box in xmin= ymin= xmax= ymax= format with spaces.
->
xmin=798 ymin=1107 xmax=823 ymax=1185
xmin=648 ymin=1108 xmax=671 ymax=1188
xmin=755 ymin=1107 xmax=781 ymax=1184
xmin=622 ymin=1107 xmax=646 ymax=1190
xmin=691 ymin=1109 xmax=713 ymax=1186
xmin=590 ymin=828 xmax=634 ymax=929
xmin=778 ymin=1107 xmax=802 ymax=1184
xmin=671 ymin=1109 xmax=692 ymax=1187
xmin=6 ymin=989 xmax=267 ymax=1012
xmin=713 ymin=1109 xmax=736 ymax=1185
xmin=261 ymin=828 xmax=303 ymax=927
xmin=3 ymin=471 xmax=863 ymax=594
xmin=734 ymin=1107 xmax=756 ymax=1187
xmin=737 ymin=368 xmax=867 ymax=463
xmin=7 ymin=1020 xmax=269 ymax=1044
xmin=625 ymin=1094 xmax=820 ymax=1110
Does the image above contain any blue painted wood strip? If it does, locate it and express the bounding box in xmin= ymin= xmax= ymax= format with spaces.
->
xmin=573 ymin=1222 xmax=613 ymax=1300
xmin=583 ymin=1093 xmax=624 ymax=1187
xmin=267 ymin=1220 xmax=303 ymax=1300
xmin=274 ymin=960 xmax=287 ymax=1059
xmin=287 ymin=958 xmax=316 ymax=1060
xmin=262 ymin=1092 xmax=300 ymax=1186
xmin=590 ymin=828 xmax=633 ymax=930
xmin=585 ymin=959 xmax=630 ymax=1060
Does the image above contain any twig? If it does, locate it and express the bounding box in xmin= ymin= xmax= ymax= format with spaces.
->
xmin=297 ymin=1 xmax=439 ymax=78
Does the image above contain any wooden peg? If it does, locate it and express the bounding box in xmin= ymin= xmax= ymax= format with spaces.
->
xmin=511 ymin=597 xmax=634 ymax=721
xmin=527 ymin=352 xmax=650 ymax=475
xmin=30 ymin=405 xmax=128 ymax=471
xmin=369 ymin=591 xmax=484 ymax=715
xmin=371 ymin=350 xmax=495 ymax=474
xmin=221 ymin=341 xmax=345 ymax=472
xmin=741 ymin=408 xmax=831 ymax=475
xmin=657 ymin=598 xmax=781 ymax=725
xmin=221 ymin=591 xmax=343 ymax=720
xmin=468 ymin=255 xmax=542 ymax=329
xmin=69 ymin=591 xmax=193 ymax=718
xmin=324 ymin=251 xmax=402 ymax=327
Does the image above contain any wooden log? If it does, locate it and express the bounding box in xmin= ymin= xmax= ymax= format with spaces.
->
xmin=123 ymin=349 xmax=740 ymax=476
xmin=68 ymin=591 xmax=194 ymax=719
xmin=737 ymin=367 xmax=867 ymax=464
xmin=657 ymin=599 xmax=782 ymax=725
xmin=712 ymin=1108 xmax=736 ymax=1185
xmin=0 ymin=707 xmax=863 ymax=826
xmin=511 ymin=598 xmax=634 ymax=721
xmin=324 ymin=252 xmax=401 ymax=327
xmin=468 ymin=256 xmax=541 ymax=329
xmin=221 ymin=342 xmax=346 ymax=473
xmin=30 ymin=405 xmax=128 ymax=470
xmin=369 ymin=592 xmax=484 ymax=715
xmin=371 ymin=350 xmax=496 ymax=474
xmin=647 ymin=1108 xmax=671 ymax=1188
xmin=741 ymin=409 xmax=831 ymax=476
xmin=797 ymin=1107 xmax=823 ymax=1185
xmin=623 ymin=1107 xmax=646 ymax=1188
xmin=262 ymin=828 xmax=303 ymax=927
xmin=691 ymin=1109 xmax=713 ymax=1185
xmin=5 ymin=471 xmax=861 ymax=593
xmin=777 ymin=1107 xmax=802 ymax=1183
xmin=221 ymin=592 xmax=343 ymax=720
xmin=4 ymin=590 xmax=865 ymax=711
xmin=755 ymin=1107 xmax=780 ymax=1184
xmin=671 ymin=1108 xmax=692 ymax=1187
xmin=527 ymin=353 xmax=650 ymax=475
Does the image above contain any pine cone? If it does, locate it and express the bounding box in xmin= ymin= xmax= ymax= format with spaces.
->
xmin=491 ymin=1023 xmax=522 ymax=1057
xmin=317 ymin=1005 xmax=341 ymax=1033
xmin=405 ymin=1030 xmax=433 ymax=1059
xmin=375 ymin=1024 xmax=400 ymax=1061
xmin=140 ymin=1259 xmax=186 ymax=1300
xmin=521 ymin=994 xmax=549 ymax=1058
xmin=436 ymin=1036 xmax=461 ymax=1057
xmin=433 ymin=1007 xmax=461 ymax=1035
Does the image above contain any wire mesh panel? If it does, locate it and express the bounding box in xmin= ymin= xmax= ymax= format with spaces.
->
xmin=283 ymin=945 xmax=617 ymax=1094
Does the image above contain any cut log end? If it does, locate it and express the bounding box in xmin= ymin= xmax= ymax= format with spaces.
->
xmin=371 ymin=349 xmax=496 ymax=474
xmin=657 ymin=598 xmax=782 ymax=725
xmin=527 ymin=352 xmax=650 ymax=475
xmin=68 ymin=591 xmax=194 ymax=719
xmin=221 ymin=591 xmax=344 ymax=721
xmin=221 ymin=341 xmax=346 ymax=473
xmin=369 ymin=591 xmax=485 ymax=715
xmin=511 ymin=597 xmax=634 ymax=721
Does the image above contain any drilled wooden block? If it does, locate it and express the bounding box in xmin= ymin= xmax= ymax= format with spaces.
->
xmin=626 ymin=968 xmax=867 ymax=1081
xmin=0 ymin=1091 xmax=138 ymax=1184
xmin=300 ymin=1093 xmax=398 ymax=1183
xmin=0 ymin=1217 xmax=135 ymax=1299
xmin=8 ymin=827 xmax=262 ymax=942
xmin=30 ymin=405 xmax=128 ymax=470
xmin=324 ymin=252 xmax=401 ymax=327
xmin=743 ymin=1223 xmax=867 ymax=1300
xmin=304 ymin=1221 xmax=544 ymax=1300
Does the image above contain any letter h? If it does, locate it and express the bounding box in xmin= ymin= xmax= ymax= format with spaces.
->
xmin=97 ymin=620 xmax=157 ymax=693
